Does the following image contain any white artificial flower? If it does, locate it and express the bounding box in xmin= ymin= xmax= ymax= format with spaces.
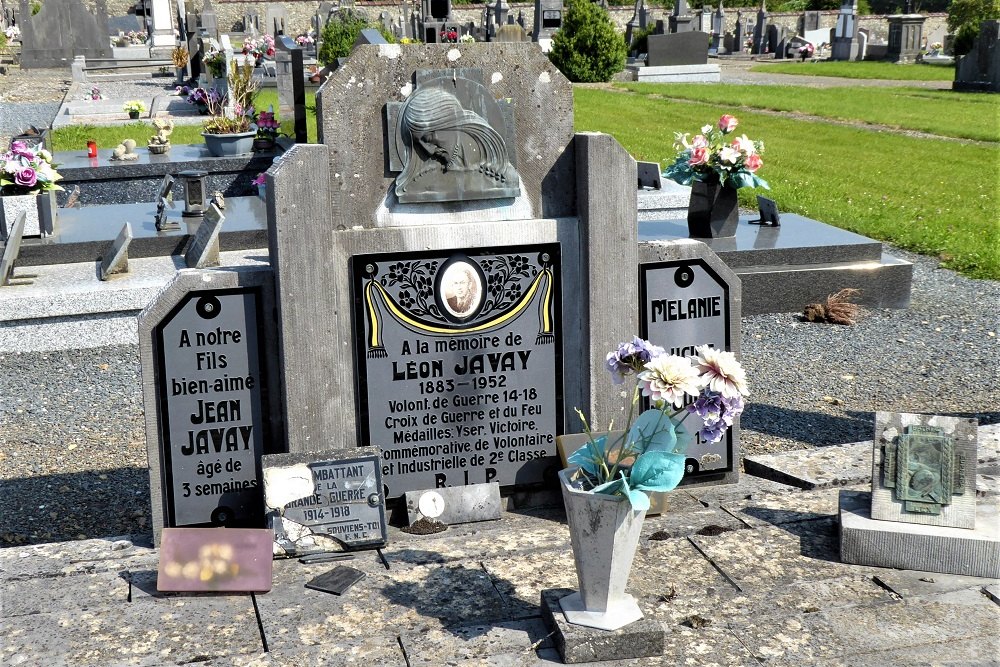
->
xmin=693 ymin=345 xmax=749 ymax=398
xmin=637 ymin=355 xmax=703 ymax=408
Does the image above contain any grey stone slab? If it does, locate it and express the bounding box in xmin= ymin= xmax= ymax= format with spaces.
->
xmin=839 ymin=491 xmax=1000 ymax=578
xmin=743 ymin=442 xmax=872 ymax=490
xmin=724 ymin=484 xmax=870 ymax=528
xmin=184 ymin=203 xmax=224 ymax=268
xmin=18 ymin=0 xmax=112 ymax=69
xmin=869 ymin=569 xmax=999 ymax=600
xmin=402 ymin=617 xmax=553 ymax=666
xmin=17 ymin=196 xmax=268 ymax=267
xmin=807 ymin=635 xmax=1000 ymax=667
xmin=1 ymin=569 xmax=130 ymax=617
xmin=731 ymin=589 xmax=1000 ymax=664
xmin=256 ymin=557 xmax=510 ymax=647
xmin=871 ymin=411 xmax=979 ymax=528
xmin=677 ymin=472 xmax=800 ymax=508
xmin=0 ymin=535 xmax=157 ymax=581
xmin=480 ymin=549 xmax=588 ymax=621
xmin=691 ymin=521 xmax=866 ymax=593
xmin=99 ymin=222 xmax=132 ymax=280
xmin=639 ymin=214 xmax=882 ymax=267
xmin=636 ymin=181 xmax=689 ymax=222
xmin=541 ymin=588 xmax=665 ymax=664
xmin=985 ymin=583 xmax=1000 ymax=605
xmin=0 ymin=592 xmax=262 ymax=666
xmin=629 ymin=64 xmax=721 ymax=83
xmin=404 ymin=483 xmax=502 ymax=525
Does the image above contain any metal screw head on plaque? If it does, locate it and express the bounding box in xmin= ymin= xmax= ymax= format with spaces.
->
xmin=179 ymin=169 xmax=208 ymax=217
xmin=882 ymin=424 xmax=964 ymax=515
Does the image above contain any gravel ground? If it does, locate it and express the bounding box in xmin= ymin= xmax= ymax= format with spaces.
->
xmin=1 ymin=245 xmax=997 ymax=547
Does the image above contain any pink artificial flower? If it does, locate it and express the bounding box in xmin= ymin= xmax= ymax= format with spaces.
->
xmin=690 ymin=134 xmax=708 ymax=149
xmin=688 ymin=147 xmax=709 ymax=166
xmin=14 ymin=167 xmax=37 ymax=188
xmin=252 ymin=173 xmax=266 ymax=186
xmin=745 ymin=153 xmax=763 ymax=172
xmin=731 ymin=134 xmax=755 ymax=155
xmin=718 ymin=114 xmax=738 ymax=133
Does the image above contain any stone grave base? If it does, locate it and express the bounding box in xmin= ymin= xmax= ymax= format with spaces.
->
xmin=540 ymin=588 xmax=665 ymax=664
xmin=628 ymin=64 xmax=721 ymax=83
xmin=639 ymin=214 xmax=913 ymax=316
xmin=839 ymin=490 xmax=1000 ymax=579
xmin=637 ymin=180 xmax=691 ymax=222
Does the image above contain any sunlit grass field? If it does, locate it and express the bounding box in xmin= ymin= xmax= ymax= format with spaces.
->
xmin=575 ymin=85 xmax=999 ymax=280
xmin=750 ymin=60 xmax=956 ymax=81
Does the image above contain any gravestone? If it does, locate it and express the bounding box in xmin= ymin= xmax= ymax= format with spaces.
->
xmin=733 ymin=10 xmax=744 ymax=51
xmin=263 ymin=447 xmax=388 ymax=556
xmin=532 ymin=0 xmax=562 ymax=45
xmin=638 ymin=239 xmax=741 ymax=485
xmin=0 ymin=212 xmax=27 ymax=287
xmin=243 ymin=11 xmax=260 ymax=35
xmin=139 ymin=267 xmax=282 ymax=545
xmin=495 ymin=23 xmax=529 ymax=42
xmin=17 ymin=0 xmax=112 ymax=68
xmin=98 ymin=222 xmax=132 ymax=280
xmin=801 ymin=10 xmax=820 ymax=33
xmin=625 ymin=0 xmax=649 ymax=49
xmin=647 ymin=31 xmax=710 ymax=66
xmin=954 ymin=21 xmax=1000 ymax=92
xmin=886 ymin=12 xmax=926 ymax=63
xmin=668 ymin=0 xmax=695 ymax=33
xmin=710 ymin=3 xmax=724 ymax=54
xmin=274 ymin=35 xmax=307 ymax=143
xmin=268 ymin=44 xmax=637 ymax=502
xmin=265 ymin=4 xmax=288 ymax=35
xmin=198 ymin=0 xmax=219 ymax=42
xmin=751 ymin=3 xmax=767 ymax=54
xmin=494 ymin=0 xmax=510 ymax=29
xmin=831 ymin=0 xmax=860 ymax=61
xmin=840 ymin=412 xmax=998 ymax=579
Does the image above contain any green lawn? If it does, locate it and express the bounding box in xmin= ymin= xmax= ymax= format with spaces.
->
xmin=617 ymin=83 xmax=1000 ymax=142
xmin=50 ymin=89 xmax=318 ymax=151
xmin=575 ymin=87 xmax=1000 ymax=280
xmin=750 ymin=60 xmax=956 ymax=81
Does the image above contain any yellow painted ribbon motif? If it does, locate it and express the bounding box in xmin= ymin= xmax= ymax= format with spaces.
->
xmin=365 ymin=267 xmax=554 ymax=358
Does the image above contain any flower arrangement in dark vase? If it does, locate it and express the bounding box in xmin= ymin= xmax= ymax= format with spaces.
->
xmin=663 ymin=114 xmax=768 ymax=190
xmin=566 ymin=337 xmax=749 ymax=509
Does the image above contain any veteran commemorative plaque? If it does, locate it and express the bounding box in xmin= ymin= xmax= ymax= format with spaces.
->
xmin=641 ymin=258 xmax=735 ymax=480
xmin=154 ymin=289 xmax=269 ymax=528
xmin=353 ymin=245 xmax=562 ymax=498
xmin=264 ymin=449 xmax=388 ymax=555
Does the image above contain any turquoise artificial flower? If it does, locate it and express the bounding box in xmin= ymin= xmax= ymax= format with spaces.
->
xmin=629 ymin=450 xmax=686 ymax=494
xmin=592 ymin=472 xmax=650 ymax=512
xmin=567 ymin=434 xmax=608 ymax=477
xmin=626 ymin=409 xmax=678 ymax=456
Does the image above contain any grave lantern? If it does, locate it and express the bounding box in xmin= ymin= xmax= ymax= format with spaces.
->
xmin=179 ymin=169 xmax=208 ymax=217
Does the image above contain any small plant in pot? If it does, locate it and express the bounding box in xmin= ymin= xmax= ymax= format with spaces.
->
xmin=253 ymin=107 xmax=280 ymax=151
xmin=171 ymin=45 xmax=189 ymax=83
xmin=123 ymin=100 xmax=146 ymax=120
xmin=201 ymin=62 xmax=260 ymax=157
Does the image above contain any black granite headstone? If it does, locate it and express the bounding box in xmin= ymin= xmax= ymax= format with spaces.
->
xmin=647 ymin=31 xmax=710 ymax=66
xmin=18 ymin=0 xmax=112 ymax=68
xmin=352 ymin=245 xmax=563 ymax=498
xmin=151 ymin=286 xmax=270 ymax=529
xmin=640 ymin=257 xmax=736 ymax=480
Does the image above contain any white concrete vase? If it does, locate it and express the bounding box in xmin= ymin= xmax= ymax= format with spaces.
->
xmin=558 ymin=467 xmax=647 ymax=631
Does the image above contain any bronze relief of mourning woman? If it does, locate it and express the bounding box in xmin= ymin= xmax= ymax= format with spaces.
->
xmin=393 ymin=78 xmax=521 ymax=204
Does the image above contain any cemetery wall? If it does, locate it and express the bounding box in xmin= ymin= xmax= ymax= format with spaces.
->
xmin=96 ymin=0 xmax=947 ymax=46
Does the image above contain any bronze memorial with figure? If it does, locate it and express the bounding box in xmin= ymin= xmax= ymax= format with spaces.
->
xmin=387 ymin=69 xmax=521 ymax=203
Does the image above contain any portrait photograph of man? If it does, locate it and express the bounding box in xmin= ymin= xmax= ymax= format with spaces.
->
xmin=440 ymin=261 xmax=483 ymax=319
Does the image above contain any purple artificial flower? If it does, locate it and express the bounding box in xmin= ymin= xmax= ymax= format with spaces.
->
xmin=9 ymin=141 xmax=34 ymax=160
xmin=13 ymin=167 xmax=37 ymax=188
xmin=605 ymin=337 xmax=665 ymax=385
xmin=687 ymin=391 xmax=745 ymax=443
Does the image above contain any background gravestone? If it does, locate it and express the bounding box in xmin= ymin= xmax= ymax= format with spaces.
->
xmin=954 ymin=21 xmax=1000 ymax=92
xmin=647 ymin=31 xmax=710 ymax=66
xmin=270 ymin=44 xmax=638 ymax=499
xmin=17 ymin=0 xmax=112 ymax=68
xmin=139 ymin=267 xmax=284 ymax=545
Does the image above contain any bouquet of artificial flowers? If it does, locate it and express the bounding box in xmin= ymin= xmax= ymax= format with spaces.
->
xmin=0 ymin=141 xmax=63 ymax=196
xmin=567 ymin=337 xmax=749 ymax=510
xmin=663 ymin=114 xmax=769 ymax=190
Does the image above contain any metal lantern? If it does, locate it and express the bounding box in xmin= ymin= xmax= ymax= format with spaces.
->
xmin=179 ymin=169 xmax=208 ymax=218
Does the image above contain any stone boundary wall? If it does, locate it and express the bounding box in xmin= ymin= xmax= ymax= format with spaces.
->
xmin=95 ymin=0 xmax=946 ymax=46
